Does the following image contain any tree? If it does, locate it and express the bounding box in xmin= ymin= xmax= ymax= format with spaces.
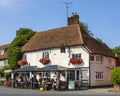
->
xmin=112 ymin=46 xmax=120 ymax=59
xmin=7 ymin=28 xmax=35 ymax=69
xmin=96 ymin=38 xmax=103 ymax=43
xmin=0 ymin=64 xmax=10 ymax=78
xmin=110 ymin=67 xmax=120 ymax=89
xmin=79 ymin=22 xmax=93 ymax=36
xmin=79 ymin=22 xmax=105 ymax=43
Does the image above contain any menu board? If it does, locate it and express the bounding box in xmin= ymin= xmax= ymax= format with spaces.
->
xmin=68 ymin=81 xmax=75 ymax=90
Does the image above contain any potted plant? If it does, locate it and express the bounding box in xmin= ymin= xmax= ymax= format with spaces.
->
xmin=39 ymin=58 xmax=50 ymax=64
xmin=17 ymin=60 xmax=28 ymax=66
xmin=70 ymin=58 xmax=83 ymax=64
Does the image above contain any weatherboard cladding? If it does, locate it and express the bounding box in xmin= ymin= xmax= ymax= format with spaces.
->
xmin=22 ymin=24 xmax=115 ymax=57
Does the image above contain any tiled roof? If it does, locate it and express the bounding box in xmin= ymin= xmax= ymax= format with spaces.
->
xmin=81 ymin=29 xmax=115 ymax=57
xmin=0 ymin=44 xmax=9 ymax=60
xmin=22 ymin=24 xmax=83 ymax=51
xmin=22 ymin=24 xmax=115 ymax=57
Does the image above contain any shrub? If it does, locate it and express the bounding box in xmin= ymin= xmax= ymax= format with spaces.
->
xmin=110 ymin=67 xmax=120 ymax=87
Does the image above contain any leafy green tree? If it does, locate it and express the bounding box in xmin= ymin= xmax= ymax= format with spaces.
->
xmin=112 ymin=46 xmax=120 ymax=59
xmin=79 ymin=22 xmax=105 ymax=43
xmin=110 ymin=67 xmax=120 ymax=88
xmin=7 ymin=28 xmax=35 ymax=70
xmin=79 ymin=22 xmax=93 ymax=36
xmin=96 ymin=38 xmax=103 ymax=43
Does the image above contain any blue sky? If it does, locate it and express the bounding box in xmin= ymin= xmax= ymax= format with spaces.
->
xmin=0 ymin=0 xmax=120 ymax=48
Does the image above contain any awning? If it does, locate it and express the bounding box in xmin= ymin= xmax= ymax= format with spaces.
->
xmin=13 ymin=66 xmax=41 ymax=72
xmin=40 ymin=65 xmax=68 ymax=71
xmin=3 ymin=69 xmax=12 ymax=73
xmin=12 ymin=65 xmax=68 ymax=72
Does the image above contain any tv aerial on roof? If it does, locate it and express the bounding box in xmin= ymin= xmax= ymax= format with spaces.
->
xmin=61 ymin=2 xmax=73 ymax=19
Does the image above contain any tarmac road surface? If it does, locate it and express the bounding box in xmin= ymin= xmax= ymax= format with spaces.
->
xmin=0 ymin=86 xmax=120 ymax=96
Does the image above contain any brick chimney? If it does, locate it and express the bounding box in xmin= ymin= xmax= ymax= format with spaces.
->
xmin=67 ymin=12 xmax=79 ymax=25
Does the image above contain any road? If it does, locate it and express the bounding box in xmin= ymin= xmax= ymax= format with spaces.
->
xmin=0 ymin=86 xmax=120 ymax=96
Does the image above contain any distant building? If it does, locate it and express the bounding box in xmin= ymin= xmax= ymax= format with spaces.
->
xmin=0 ymin=44 xmax=9 ymax=68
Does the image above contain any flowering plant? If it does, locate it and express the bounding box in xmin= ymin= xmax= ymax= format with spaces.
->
xmin=39 ymin=58 xmax=50 ymax=64
xmin=60 ymin=81 xmax=66 ymax=86
xmin=17 ymin=60 xmax=28 ymax=66
xmin=70 ymin=58 xmax=83 ymax=64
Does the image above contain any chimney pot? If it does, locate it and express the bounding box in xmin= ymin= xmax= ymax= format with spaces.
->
xmin=67 ymin=12 xmax=79 ymax=25
xmin=72 ymin=12 xmax=75 ymax=16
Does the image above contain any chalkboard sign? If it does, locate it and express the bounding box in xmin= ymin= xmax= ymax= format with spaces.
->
xmin=68 ymin=81 xmax=75 ymax=90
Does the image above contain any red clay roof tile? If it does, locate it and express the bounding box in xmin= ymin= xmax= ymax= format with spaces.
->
xmin=22 ymin=24 xmax=115 ymax=57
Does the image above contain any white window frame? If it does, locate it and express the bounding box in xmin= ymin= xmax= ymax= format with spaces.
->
xmin=72 ymin=53 xmax=81 ymax=58
xmin=95 ymin=55 xmax=103 ymax=63
xmin=95 ymin=72 xmax=104 ymax=80
xmin=42 ymin=52 xmax=49 ymax=58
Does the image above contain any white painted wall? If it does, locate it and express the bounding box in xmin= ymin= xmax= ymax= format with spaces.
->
xmin=90 ymin=55 xmax=116 ymax=86
xmin=23 ymin=45 xmax=89 ymax=69
xmin=22 ymin=45 xmax=116 ymax=87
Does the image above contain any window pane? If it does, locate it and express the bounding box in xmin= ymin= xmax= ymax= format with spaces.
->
xmin=68 ymin=71 xmax=75 ymax=80
xmin=42 ymin=52 xmax=49 ymax=58
xmin=90 ymin=55 xmax=94 ymax=61
xmin=72 ymin=54 xmax=81 ymax=58
xmin=95 ymin=72 xmax=103 ymax=80
xmin=76 ymin=70 xmax=80 ymax=80
xmin=60 ymin=47 xmax=65 ymax=53
xmin=72 ymin=54 xmax=75 ymax=58
xmin=96 ymin=55 xmax=103 ymax=62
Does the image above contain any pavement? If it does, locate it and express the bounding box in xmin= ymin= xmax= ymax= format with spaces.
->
xmin=1 ymin=86 xmax=117 ymax=93
xmin=0 ymin=86 xmax=120 ymax=96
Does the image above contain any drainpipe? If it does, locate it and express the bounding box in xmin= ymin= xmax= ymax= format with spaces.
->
xmin=89 ymin=53 xmax=91 ymax=88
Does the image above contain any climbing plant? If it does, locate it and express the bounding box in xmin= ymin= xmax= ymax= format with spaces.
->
xmin=7 ymin=28 xmax=35 ymax=69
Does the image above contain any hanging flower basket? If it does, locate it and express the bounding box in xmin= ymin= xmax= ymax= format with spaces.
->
xmin=39 ymin=58 xmax=50 ymax=64
xmin=70 ymin=58 xmax=83 ymax=64
xmin=17 ymin=60 xmax=28 ymax=66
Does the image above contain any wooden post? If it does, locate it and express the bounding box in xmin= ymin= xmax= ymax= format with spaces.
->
xmin=57 ymin=71 xmax=60 ymax=91
xmin=11 ymin=73 xmax=14 ymax=88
